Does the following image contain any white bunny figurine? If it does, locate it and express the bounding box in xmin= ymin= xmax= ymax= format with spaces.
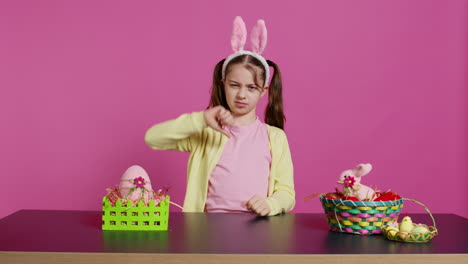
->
xmin=338 ymin=163 xmax=375 ymax=200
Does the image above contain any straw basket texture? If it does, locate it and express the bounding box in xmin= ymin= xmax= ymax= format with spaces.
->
xmin=320 ymin=195 xmax=404 ymax=235
xmin=382 ymin=198 xmax=438 ymax=243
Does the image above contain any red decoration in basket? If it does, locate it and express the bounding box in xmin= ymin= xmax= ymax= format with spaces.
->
xmin=323 ymin=190 xmax=359 ymax=201
xmin=374 ymin=191 xmax=401 ymax=201
xmin=324 ymin=189 xmax=346 ymax=199
xmin=343 ymin=196 xmax=360 ymax=201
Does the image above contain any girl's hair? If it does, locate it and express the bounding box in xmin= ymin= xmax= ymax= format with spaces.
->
xmin=207 ymin=54 xmax=285 ymax=130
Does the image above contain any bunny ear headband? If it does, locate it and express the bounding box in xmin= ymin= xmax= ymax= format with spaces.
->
xmin=221 ymin=16 xmax=270 ymax=87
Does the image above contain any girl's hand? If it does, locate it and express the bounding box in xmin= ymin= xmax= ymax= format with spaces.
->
xmin=242 ymin=195 xmax=271 ymax=216
xmin=204 ymin=106 xmax=234 ymax=138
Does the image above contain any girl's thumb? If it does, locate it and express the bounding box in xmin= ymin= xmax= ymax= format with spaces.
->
xmin=214 ymin=122 xmax=231 ymax=138
xmin=221 ymin=128 xmax=231 ymax=138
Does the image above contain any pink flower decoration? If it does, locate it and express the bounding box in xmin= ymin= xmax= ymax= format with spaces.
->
xmin=343 ymin=176 xmax=355 ymax=187
xmin=133 ymin=177 xmax=146 ymax=188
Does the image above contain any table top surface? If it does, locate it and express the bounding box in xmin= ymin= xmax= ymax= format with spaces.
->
xmin=0 ymin=210 xmax=467 ymax=254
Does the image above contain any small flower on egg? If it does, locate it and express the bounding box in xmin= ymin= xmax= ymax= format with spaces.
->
xmin=133 ymin=176 xmax=146 ymax=188
xmin=343 ymin=176 xmax=355 ymax=187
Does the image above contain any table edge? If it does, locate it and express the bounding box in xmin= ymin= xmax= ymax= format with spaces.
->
xmin=1 ymin=251 xmax=467 ymax=264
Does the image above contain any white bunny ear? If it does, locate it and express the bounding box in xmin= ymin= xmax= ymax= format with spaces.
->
xmin=231 ymin=16 xmax=247 ymax=52
xmin=353 ymin=163 xmax=373 ymax=177
xmin=250 ymin=19 xmax=267 ymax=54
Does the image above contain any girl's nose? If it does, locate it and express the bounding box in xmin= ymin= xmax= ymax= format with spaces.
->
xmin=236 ymin=87 xmax=247 ymax=98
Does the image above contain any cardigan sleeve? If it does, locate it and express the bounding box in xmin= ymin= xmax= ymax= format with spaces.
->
xmin=265 ymin=130 xmax=296 ymax=216
xmin=144 ymin=111 xmax=206 ymax=152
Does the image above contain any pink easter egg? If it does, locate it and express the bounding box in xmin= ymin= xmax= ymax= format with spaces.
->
xmin=118 ymin=165 xmax=153 ymax=203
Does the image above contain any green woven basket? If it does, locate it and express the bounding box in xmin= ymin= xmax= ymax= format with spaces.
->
xmin=320 ymin=195 xmax=404 ymax=235
xmin=102 ymin=196 xmax=170 ymax=231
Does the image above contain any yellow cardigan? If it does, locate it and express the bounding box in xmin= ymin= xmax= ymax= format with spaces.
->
xmin=144 ymin=111 xmax=295 ymax=216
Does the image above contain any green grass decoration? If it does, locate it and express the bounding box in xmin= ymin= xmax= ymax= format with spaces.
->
xmin=102 ymin=195 xmax=170 ymax=231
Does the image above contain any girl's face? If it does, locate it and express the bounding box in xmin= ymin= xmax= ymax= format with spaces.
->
xmin=223 ymin=64 xmax=267 ymax=117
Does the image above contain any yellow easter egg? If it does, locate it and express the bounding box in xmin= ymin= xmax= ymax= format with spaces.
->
xmin=386 ymin=226 xmax=399 ymax=237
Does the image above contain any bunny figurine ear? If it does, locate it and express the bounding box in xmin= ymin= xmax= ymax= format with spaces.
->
xmin=353 ymin=163 xmax=373 ymax=177
xmin=231 ymin=16 xmax=247 ymax=52
xmin=250 ymin=19 xmax=268 ymax=54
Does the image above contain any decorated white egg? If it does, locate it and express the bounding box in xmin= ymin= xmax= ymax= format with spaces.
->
xmin=118 ymin=165 xmax=153 ymax=203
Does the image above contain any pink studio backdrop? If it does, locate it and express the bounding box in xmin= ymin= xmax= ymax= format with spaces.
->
xmin=1 ymin=0 xmax=467 ymax=219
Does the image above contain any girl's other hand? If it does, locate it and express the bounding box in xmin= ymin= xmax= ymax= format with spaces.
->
xmin=204 ymin=106 xmax=234 ymax=138
xmin=242 ymin=195 xmax=271 ymax=216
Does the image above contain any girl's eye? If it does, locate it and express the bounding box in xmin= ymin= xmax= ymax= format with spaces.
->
xmin=230 ymin=84 xmax=239 ymax=87
xmin=249 ymin=86 xmax=258 ymax=90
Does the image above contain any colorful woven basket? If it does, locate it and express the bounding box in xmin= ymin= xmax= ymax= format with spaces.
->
xmin=382 ymin=198 xmax=438 ymax=243
xmin=320 ymin=195 xmax=404 ymax=235
xmin=102 ymin=196 xmax=170 ymax=231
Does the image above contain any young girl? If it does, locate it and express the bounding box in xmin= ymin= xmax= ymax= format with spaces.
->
xmin=144 ymin=17 xmax=295 ymax=216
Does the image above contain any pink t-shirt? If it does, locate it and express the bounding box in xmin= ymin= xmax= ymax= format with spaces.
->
xmin=205 ymin=117 xmax=271 ymax=213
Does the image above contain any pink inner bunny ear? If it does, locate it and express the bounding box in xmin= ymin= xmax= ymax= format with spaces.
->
xmin=250 ymin=19 xmax=267 ymax=54
xmin=231 ymin=16 xmax=247 ymax=52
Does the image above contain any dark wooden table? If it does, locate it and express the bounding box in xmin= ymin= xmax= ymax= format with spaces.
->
xmin=0 ymin=210 xmax=467 ymax=263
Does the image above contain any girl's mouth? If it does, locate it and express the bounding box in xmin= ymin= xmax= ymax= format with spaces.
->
xmin=235 ymin=102 xmax=247 ymax=108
